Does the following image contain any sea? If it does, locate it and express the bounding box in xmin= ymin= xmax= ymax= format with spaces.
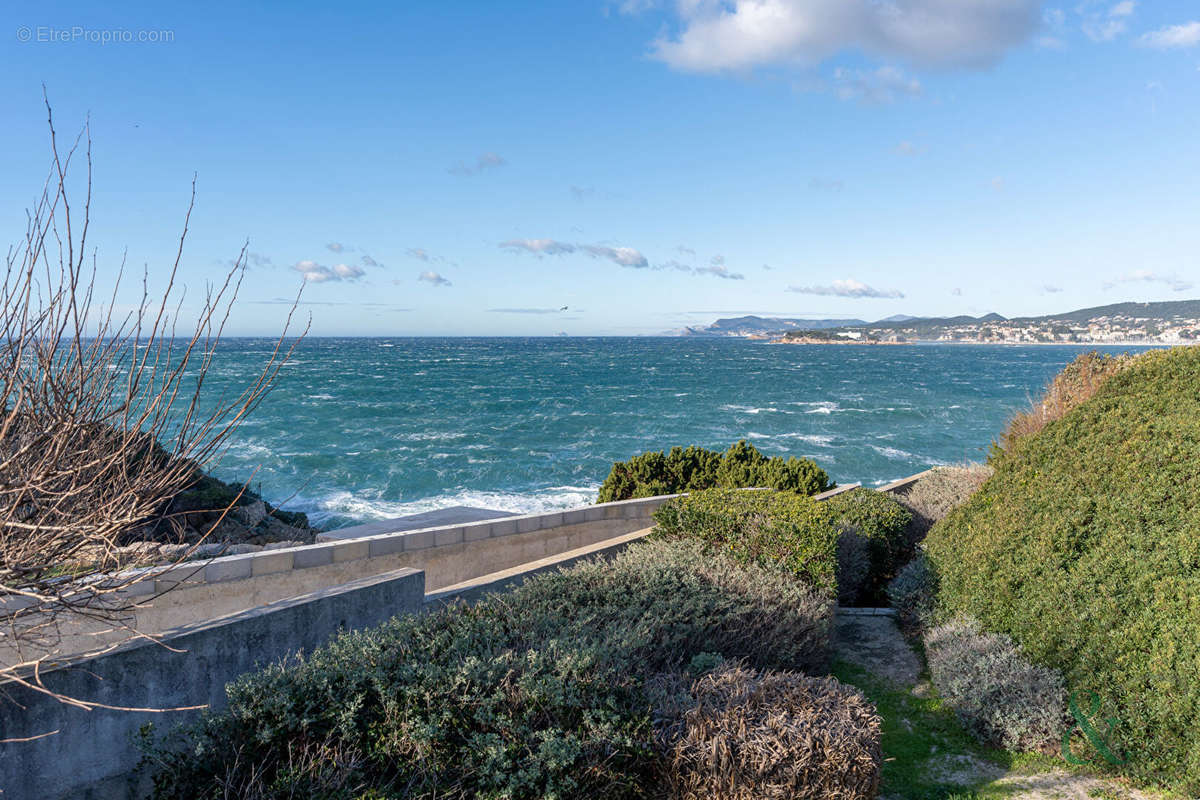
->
xmin=197 ymin=338 xmax=1156 ymax=531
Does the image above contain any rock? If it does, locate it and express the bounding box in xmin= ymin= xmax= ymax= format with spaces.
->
xmin=158 ymin=544 xmax=192 ymax=560
xmin=234 ymin=500 xmax=268 ymax=527
xmin=117 ymin=541 xmax=162 ymax=559
xmin=191 ymin=543 xmax=227 ymax=558
xmin=261 ymin=517 xmax=316 ymax=544
xmin=223 ymin=543 xmax=263 ymax=555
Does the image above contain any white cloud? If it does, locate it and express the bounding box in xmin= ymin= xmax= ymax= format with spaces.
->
xmin=326 ymin=242 xmax=345 ymax=253
xmin=1139 ymin=21 xmax=1200 ymax=49
xmin=1043 ymin=284 xmax=1063 ymax=293
xmin=694 ymin=263 xmax=746 ymax=280
xmin=1080 ymin=0 xmax=1135 ymax=42
xmin=651 ymin=0 xmax=1041 ymax=73
xmin=580 ymin=244 xmax=650 ymax=268
xmin=360 ymin=254 xmax=382 ymax=268
xmin=788 ymin=278 xmax=905 ymax=298
xmin=418 ymin=270 xmax=452 ymax=286
xmin=501 ymin=238 xmax=649 ymax=268
xmin=500 ymin=238 xmax=578 ymax=255
xmin=407 ymin=248 xmax=431 ymax=261
xmin=952 ymin=287 xmax=963 ymax=296
xmin=449 ymin=152 xmax=507 ymax=176
xmin=1104 ymin=269 xmax=1192 ymax=292
xmin=290 ymin=260 xmax=365 ymax=283
xmin=833 ymin=65 xmax=922 ymax=103
xmin=894 ymin=140 xmax=921 ymax=155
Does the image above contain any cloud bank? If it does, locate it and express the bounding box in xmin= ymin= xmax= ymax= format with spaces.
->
xmin=291 ymin=261 xmax=365 ymax=283
xmin=418 ymin=270 xmax=452 ymax=286
xmin=650 ymin=0 xmax=1041 ymax=72
xmin=788 ymin=278 xmax=905 ymax=298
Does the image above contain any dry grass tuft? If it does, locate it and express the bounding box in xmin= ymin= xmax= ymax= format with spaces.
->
xmin=997 ymin=351 xmax=1133 ymax=452
xmin=652 ymin=664 xmax=882 ymax=800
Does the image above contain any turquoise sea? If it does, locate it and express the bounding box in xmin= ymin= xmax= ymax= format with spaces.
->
xmin=201 ymin=338 xmax=1155 ymax=530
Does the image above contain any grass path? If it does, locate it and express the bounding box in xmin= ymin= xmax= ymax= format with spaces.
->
xmin=832 ymin=615 xmax=1164 ymax=800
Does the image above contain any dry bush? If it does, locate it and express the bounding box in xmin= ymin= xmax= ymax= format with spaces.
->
xmin=651 ymin=664 xmax=882 ymax=800
xmin=896 ymin=464 xmax=992 ymax=540
xmin=924 ymin=617 xmax=1068 ymax=753
xmin=997 ymin=351 xmax=1133 ymax=453
xmin=0 ymin=99 xmax=303 ymax=705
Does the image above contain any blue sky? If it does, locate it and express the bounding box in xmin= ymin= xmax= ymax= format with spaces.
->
xmin=2 ymin=1 xmax=1198 ymax=335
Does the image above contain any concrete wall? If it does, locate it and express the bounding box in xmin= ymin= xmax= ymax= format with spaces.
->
xmin=0 ymin=568 xmax=425 ymax=800
xmin=8 ymin=495 xmax=672 ymax=662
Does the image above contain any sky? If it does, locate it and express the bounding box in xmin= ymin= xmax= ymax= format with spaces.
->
xmin=2 ymin=1 xmax=1199 ymax=336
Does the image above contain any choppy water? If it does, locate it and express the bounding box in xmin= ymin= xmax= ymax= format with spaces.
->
xmin=196 ymin=338 xmax=1154 ymax=530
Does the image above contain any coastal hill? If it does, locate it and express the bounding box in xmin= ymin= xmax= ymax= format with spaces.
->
xmin=671 ymin=314 xmax=914 ymax=337
xmin=724 ymin=299 xmax=1200 ymax=345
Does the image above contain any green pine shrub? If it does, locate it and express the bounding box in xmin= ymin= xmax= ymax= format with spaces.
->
xmin=651 ymin=489 xmax=841 ymax=595
xmin=925 ymin=346 xmax=1200 ymax=790
xmin=924 ymin=617 xmax=1068 ymax=753
xmin=142 ymin=539 xmax=834 ymax=799
xmin=597 ymin=440 xmax=831 ymax=503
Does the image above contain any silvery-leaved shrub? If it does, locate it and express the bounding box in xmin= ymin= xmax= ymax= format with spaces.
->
xmin=924 ymin=616 xmax=1067 ymax=752
xmin=887 ymin=554 xmax=937 ymax=629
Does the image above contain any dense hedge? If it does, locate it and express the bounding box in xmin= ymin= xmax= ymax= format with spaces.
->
xmin=597 ymin=440 xmax=832 ymax=502
xmin=824 ymin=488 xmax=912 ymax=603
xmin=925 ymin=346 xmax=1200 ymax=790
xmin=652 ymin=489 xmax=841 ymax=595
xmin=143 ymin=539 xmax=834 ymax=799
xmin=652 ymin=487 xmax=909 ymax=604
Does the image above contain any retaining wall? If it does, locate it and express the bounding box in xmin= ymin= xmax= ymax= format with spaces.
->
xmin=11 ymin=495 xmax=673 ymax=662
xmin=0 ymin=568 xmax=425 ymax=800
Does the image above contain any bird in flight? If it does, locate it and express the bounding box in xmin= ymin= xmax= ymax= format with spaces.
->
xmin=559 ymin=306 xmax=568 ymax=311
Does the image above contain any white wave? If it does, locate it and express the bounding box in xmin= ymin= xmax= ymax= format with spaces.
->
xmin=869 ymin=444 xmax=917 ymax=460
xmin=306 ymin=393 xmax=335 ymax=400
xmin=721 ymin=404 xmax=783 ymax=414
xmin=309 ymin=484 xmax=602 ymax=527
xmin=778 ymin=433 xmax=835 ymax=446
xmin=397 ymin=431 xmax=468 ymax=442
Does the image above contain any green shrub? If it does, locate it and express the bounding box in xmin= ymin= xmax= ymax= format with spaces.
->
xmin=824 ymin=488 xmax=913 ymax=603
xmin=651 ymin=489 xmax=840 ymax=595
xmin=924 ymin=617 xmax=1068 ymax=752
xmin=143 ymin=539 xmax=833 ymax=799
xmin=650 ymin=664 xmax=882 ymax=800
xmin=925 ymin=346 xmax=1200 ymax=790
xmin=597 ymin=440 xmax=831 ymax=503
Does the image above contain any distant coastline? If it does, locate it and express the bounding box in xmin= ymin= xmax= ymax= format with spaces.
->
xmin=766 ymin=336 xmax=1174 ymax=347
